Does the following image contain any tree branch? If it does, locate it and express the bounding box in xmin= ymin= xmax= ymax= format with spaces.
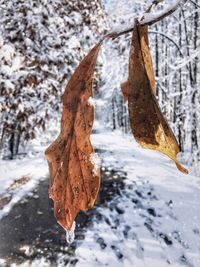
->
xmin=140 ymin=0 xmax=188 ymax=26
xmin=148 ymin=30 xmax=184 ymax=57
xmin=144 ymin=0 xmax=164 ymax=14
xmin=189 ymin=0 xmax=200 ymax=8
xmin=108 ymin=0 xmax=188 ymax=39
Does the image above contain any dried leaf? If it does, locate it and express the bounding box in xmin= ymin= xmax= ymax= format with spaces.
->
xmin=121 ymin=22 xmax=188 ymax=174
xmin=45 ymin=38 xmax=107 ymax=231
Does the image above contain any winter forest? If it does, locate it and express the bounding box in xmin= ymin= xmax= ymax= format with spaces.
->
xmin=0 ymin=0 xmax=200 ymax=267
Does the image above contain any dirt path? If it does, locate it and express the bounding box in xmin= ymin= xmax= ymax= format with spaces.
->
xmin=0 ymin=169 xmax=126 ymax=266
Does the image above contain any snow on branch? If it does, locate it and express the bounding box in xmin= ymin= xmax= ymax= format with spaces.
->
xmin=168 ymin=48 xmax=200 ymax=70
xmin=108 ymin=0 xmax=188 ymax=39
xmin=140 ymin=0 xmax=188 ymax=26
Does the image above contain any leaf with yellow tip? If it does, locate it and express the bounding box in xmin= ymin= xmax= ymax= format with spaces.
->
xmin=121 ymin=22 xmax=188 ymax=174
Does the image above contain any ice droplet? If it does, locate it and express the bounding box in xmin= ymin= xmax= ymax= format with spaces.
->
xmin=66 ymin=221 xmax=76 ymax=244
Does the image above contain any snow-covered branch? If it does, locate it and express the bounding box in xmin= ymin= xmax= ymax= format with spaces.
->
xmin=168 ymin=48 xmax=200 ymax=70
xmin=108 ymin=0 xmax=188 ymax=39
xmin=140 ymin=0 xmax=188 ymax=26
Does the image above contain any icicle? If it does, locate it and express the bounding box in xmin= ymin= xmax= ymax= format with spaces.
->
xmin=65 ymin=221 xmax=76 ymax=244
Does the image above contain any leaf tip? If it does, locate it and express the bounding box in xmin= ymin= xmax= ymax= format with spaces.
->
xmin=175 ymin=161 xmax=189 ymax=174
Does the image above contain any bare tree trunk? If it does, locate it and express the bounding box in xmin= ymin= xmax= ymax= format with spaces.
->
xmin=182 ymin=9 xmax=197 ymax=152
xmin=191 ymin=1 xmax=199 ymax=152
xmin=176 ymin=10 xmax=184 ymax=151
xmin=9 ymin=132 xmax=15 ymax=160
xmin=15 ymin=133 xmax=21 ymax=155
xmin=155 ymin=24 xmax=159 ymax=96
xmin=112 ymin=97 xmax=116 ymax=130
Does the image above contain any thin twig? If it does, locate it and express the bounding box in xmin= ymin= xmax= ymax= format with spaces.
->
xmin=189 ymin=0 xmax=200 ymax=8
xmin=148 ymin=30 xmax=184 ymax=57
xmin=144 ymin=0 xmax=164 ymax=13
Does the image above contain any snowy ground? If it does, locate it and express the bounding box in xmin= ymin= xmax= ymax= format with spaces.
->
xmin=0 ymin=128 xmax=200 ymax=267
xmin=0 ymin=143 xmax=48 ymax=220
xmin=76 ymin=130 xmax=200 ymax=267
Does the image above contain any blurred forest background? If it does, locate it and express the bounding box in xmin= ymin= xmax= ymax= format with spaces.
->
xmin=0 ymin=0 xmax=199 ymax=172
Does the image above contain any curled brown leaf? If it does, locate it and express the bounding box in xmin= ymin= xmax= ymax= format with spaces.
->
xmin=121 ymin=22 xmax=188 ymax=174
xmin=45 ymin=37 xmax=108 ymax=231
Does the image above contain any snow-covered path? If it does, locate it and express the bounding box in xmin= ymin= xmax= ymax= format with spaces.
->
xmin=76 ymin=130 xmax=200 ymax=267
xmin=0 ymin=129 xmax=200 ymax=267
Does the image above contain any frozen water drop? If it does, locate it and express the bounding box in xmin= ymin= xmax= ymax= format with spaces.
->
xmin=66 ymin=221 xmax=76 ymax=244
